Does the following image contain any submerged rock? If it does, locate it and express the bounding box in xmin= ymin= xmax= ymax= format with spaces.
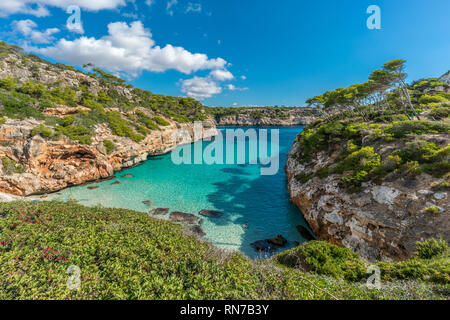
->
xmin=188 ymin=225 xmax=206 ymax=237
xmin=149 ymin=208 xmax=169 ymax=215
xmin=250 ymin=240 xmax=278 ymax=252
xmin=296 ymin=225 xmax=315 ymax=241
xmin=111 ymin=181 xmax=121 ymax=185
xmin=170 ymin=211 xmax=199 ymax=224
xmin=267 ymin=235 xmax=287 ymax=246
xmin=142 ymin=200 xmax=153 ymax=206
xmin=121 ymin=174 xmax=134 ymax=178
xmin=251 ymin=234 xmax=288 ymax=252
xmin=199 ymin=209 xmax=223 ymax=218
xmin=87 ymin=186 xmax=99 ymax=190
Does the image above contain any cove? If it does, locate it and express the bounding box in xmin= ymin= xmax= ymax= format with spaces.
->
xmin=51 ymin=126 xmax=312 ymax=258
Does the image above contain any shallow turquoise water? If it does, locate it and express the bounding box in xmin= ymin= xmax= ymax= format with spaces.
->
xmin=51 ymin=126 xmax=312 ymax=258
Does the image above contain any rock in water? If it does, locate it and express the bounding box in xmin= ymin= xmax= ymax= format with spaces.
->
xmin=250 ymin=240 xmax=278 ymax=252
xmin=111 ymin=181 xmax=121 ymax=185
xmin=149 ymin=208 xmax=169 ymax=215
xmin=188 ymin=225 xmax=206 ymax=237
xmin=199 ymin=210 xmax=223 ymax=218
xmin=87 ymin=186 xmax=99 ymax=190
xmin=170 ymin=211 xmax=199 ymax=224
xmin=267 ymin=234 xmax=287 ymax=246
xmin=121 ymin=174 xmax=134 ymax=178
xmin=296 ymin=225 xmax=315 ymax=241
xmin=142 ymin=200 xmax=153 ymax=206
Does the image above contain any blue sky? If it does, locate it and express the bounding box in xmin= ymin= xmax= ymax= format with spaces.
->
xmin=0 ymin=0 xmax=449 ymax=107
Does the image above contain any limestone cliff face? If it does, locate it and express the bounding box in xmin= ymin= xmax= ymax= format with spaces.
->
xmin=215 ymin=108 xmax=322 ymax=126
xmin=285 ymin=135 xmax=449 ymax=262
xmin=0 ymin=118 xmax=217 ymax=196
xmin=216 ymin=114 xmax=317 ymax=126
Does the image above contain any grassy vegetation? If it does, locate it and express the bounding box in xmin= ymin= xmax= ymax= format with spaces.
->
xmin=0 ymin=201 xmax=447 ymax=300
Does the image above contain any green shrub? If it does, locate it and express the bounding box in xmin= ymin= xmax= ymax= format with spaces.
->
xmin=103 ymin=140 xmax=115 ymax=154
xmin=385 ymin=120 xmax=449 ymax=138
xmin=429 ymin=107 xmax=450 ymax=120
xmin=336 ymin=147 xmax=381 ymax=173
xmin=295 ymin=172 xmax=314 ymax=184
xmin=0 ymin=91 xmax=44 ymax=120
xmin=56 ymin=125 xmax=92 ymax=144
xmin=276 ymin=241 xmax=367 ymax=282
xmin=424 ymin=206 xmax=441 ymax=214
xmin=1 ymin=156 xmax=25 ymax=175
xmin=416 ymin=238 xmax=449 ymax=259
xmin=31 ymin=124 xmax=53 ymax=137
xmin=0 ymin=77 xmax=16 ymax=91
xmin=396 ymin=141 xmax=441 ymax=163
xmin=153 ymin=116 xmax=170 ymax=126
xmin=106 ymin=111 xmax=144 ymax=143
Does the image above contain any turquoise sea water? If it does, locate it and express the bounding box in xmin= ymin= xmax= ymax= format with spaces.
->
xmin=51 ymin=127 xmax=312 ymax=258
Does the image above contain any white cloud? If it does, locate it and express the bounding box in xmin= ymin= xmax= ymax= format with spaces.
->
xmin=241 ymin=75 xmax=246 ymax=80
xmin=227 ymin=84 xmax=248 ymax=91
xmin=36 ymin=21 xmax=227 ymax=77
xmin=180 ymin=76 xmax=222 ymax=100
xmin=186 ymin=2 xmax=201 ymax=13
xmin=210 ymin=69 xmax=234 ymax=81
xmin=180 ymin=68 xmax=236 ymax=100
xmin=13 ymin=19 xmax=59 ymax=44
xmin=0 ymin=0 xmax=126 ymax=17
xmin=145 ymin=0 xmax=155 ymax=6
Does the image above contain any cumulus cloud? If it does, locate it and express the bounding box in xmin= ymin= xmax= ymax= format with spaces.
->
xmin=36 ymin=21 xmax=227 ymax=77
xmin=0 ymin=0 xmax=126 ymax=17
xmin=180 ymin=76 xmax=222 ymax=100
xmin=145 ymin=0 xmax=155 ymax=6
xmin=210 ymin=69 xmax=234 ymax=81
xmin=13 ymin=19 xmax=59 ymax=44
xmin=180 ymin=68 xmax=237 ymax=100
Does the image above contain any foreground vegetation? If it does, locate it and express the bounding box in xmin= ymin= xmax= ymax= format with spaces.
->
xmin=0 ymin=201 xmax=448 ymax=300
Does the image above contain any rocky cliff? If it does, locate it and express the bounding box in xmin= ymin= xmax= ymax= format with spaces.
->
xmin=286 ymin=125 xmax=449 ymax=262
xmin=211 ymin=107 xmax=322 ymax=126
xmin=0 ymin=42 xmax=218 ymax=196
xmin=0 ymin=117 xmax=216 ymax=196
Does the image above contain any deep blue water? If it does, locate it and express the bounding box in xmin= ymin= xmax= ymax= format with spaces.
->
xmin=51 ymin=126 xmax=312 ymax=258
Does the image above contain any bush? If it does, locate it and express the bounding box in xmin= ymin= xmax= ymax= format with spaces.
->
xmin=276 ymin=241 xmax=367 ymax=282
xmin=31 ymin=124 xmax=53 ymax=137
xmin=153 ymin=116 xmax=170 ymax=126
xmin=106 ymin=111 xmax=144 ymax=143
xmin=0 ymin=77 xmax=16 ymax=91
xmin=385 ymin=120 xmax=449 ymax=138
xmin=424 ymin=206 xmax=441 ymax=214
xmin=416 ymin=238 xmax=448 ymax=259
xmin=1 ymin=156 xmax=25 ymax=175
xmin=56 ymin=125 xmax=92 ymax=144
xmin=103 ymin=140 xmax=115 ymax=154
xmin=429 ymin=107 xmax=450 ymax=120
